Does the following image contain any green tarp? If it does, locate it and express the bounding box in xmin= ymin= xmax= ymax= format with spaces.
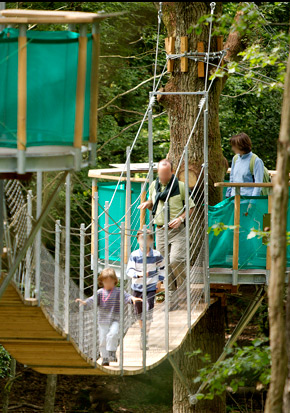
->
xmin=0 ymin=28 xmax=92 ymax=148
xmin=208 ymin=195 xmax=290 ymax=269
xmin=98 ymin=182 xmax=149 ymax=262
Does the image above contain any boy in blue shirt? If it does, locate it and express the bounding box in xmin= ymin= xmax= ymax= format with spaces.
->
xmin=127 ymin=229 xmax=165 ymax=349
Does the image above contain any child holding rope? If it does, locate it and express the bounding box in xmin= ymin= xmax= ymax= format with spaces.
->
xmin=76 ymin=267 xmax=142 ymax=366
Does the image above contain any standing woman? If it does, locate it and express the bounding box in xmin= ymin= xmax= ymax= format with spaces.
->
xmin=226 ymin=132 xmax=264 ymax=198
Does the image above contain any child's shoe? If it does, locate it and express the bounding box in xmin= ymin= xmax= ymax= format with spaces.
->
xmin=102 ymin=358 xmax=109 ymax=366
xmin=109 ymin=351 xmax=118 ymax=363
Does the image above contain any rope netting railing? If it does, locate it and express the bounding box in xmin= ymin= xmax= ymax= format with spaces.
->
xmin=3 ymin=163 xmax=207 ymax=370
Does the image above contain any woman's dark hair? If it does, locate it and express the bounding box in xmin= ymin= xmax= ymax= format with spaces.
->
xmin=230 ymin=133 xmax=252 ymax=153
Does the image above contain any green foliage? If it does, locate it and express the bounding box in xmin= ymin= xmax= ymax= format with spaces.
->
xmin=248 ymin=227 xmax=290 ymax=246
xmin=207 ymin=222 xmax=237 ymax=236
xmin=0 ymin=346 xmax=11 ymax=378
xmin=191 ymin=340 xmax=271 ymax=400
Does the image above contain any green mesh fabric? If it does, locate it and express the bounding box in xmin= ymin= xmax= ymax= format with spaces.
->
xmin=98 ymin=182 xmax=149 ymax=262
xmin=0 ymin=28 xmax=92 ymax=148
xmin=209 ymin=195 xmax=290 ymax=269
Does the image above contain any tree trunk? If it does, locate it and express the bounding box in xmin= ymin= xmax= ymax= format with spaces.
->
xmin=172 ymin=299 xmax=225 ymax=413
xmin=265 ymin=52 xmax=290 ymax=413
xmin=158 ymin=2 xmax=227 ymax=205
xmin=44 ymin=374 xmax=58 ymax=413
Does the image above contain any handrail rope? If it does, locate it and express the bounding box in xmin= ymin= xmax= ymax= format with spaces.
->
xmin=204 ymin=2 xmax=216 ymax=89
xmin=153 ymin=2 xmax=163 ymax=91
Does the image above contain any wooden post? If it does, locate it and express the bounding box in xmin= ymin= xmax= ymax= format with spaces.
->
xmin=232 ymin=188 xmax=240 ymax=270
xmin=140 ymin=189 xmax=146 ymax=229
xmin=197 ymin=41 xmax=205 ymax=78
xmin=165 ymin=37 xmax=175 ymax=72
xmin=266 ymin=194 xmax=272 ymax=271
xmin=216 ymin=35 xmax=224 ymax=66
xmin=180 ymin=36 xmax=188 ymax=73
xmin=91 ymin=179 xmax=98 ymax=258
xmin=124 ymin=184 xmax=131 ymax=264
xmin=17 ymin=24 xmax=27 ymax=174
xmin=89 ymin=22 xmax=100 ymax=166
xmin=74 ymin=24 xmax=88 ymax=168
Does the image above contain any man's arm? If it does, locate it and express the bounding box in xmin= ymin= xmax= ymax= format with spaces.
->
xmin=138 ymin=199 xmax=153 ymax=210
xmin=169 ymin=183 xmax=195 ymax=228
xmin=138 ymin=181 xmax=154 ymax=210
xmin=169 ymin=207 xmax=194 ymax=228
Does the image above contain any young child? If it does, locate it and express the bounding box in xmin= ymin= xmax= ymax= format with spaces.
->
xmin=126 ymin=229 xmax=165 ymax=349
xmin=226 ymin=132 xmax=265 ymax=198
xmin=76 ymin=267 xmax=142 ymax=366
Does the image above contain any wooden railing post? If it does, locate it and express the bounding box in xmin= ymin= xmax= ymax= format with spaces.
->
xmin=89 ymin=22 xmax=100 ymax=166
xmin=232 ymin=187 xmax=240 ymax=285
xmin=91 ymin=178 xmax=98 ymax=266
xmin=266 ymin=193 xmax=272 ymax=278
xmin=74 ymin=24 xmax=88 ymax=170
xmin=140 ymin=189 xmax=146 ymax=229
xmin=17 ymin=24 xmax=27 ymax=174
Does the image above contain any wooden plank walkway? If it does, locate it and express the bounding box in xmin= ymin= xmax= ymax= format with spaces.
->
xmin=0 ymin=282 xmax=209 ymax=376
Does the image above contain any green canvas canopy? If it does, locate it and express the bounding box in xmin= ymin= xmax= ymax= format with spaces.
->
xmin=0 ymin=28 xmax=92 ymax=148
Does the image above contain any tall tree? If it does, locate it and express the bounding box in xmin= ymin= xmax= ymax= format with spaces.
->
xmin=157 ymin=2 xmax=243 ymax=205
xmin=157 ymin=3 xmax=243 ymax=411
xmin=265 ymin=47 xmax=290 ymax=413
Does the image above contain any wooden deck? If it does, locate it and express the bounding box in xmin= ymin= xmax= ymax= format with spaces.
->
xmin=0 ymin=282 xmax=209 ymax=376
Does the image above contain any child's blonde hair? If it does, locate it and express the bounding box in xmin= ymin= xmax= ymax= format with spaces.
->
xmin=98 ymin=267 xmax=118 ymax=287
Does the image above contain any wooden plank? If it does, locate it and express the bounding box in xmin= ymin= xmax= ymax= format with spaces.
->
xmin=74 ymin=27 xmax=88 ymax=149
xmin=89 ymin=29 xmax=100 ymax=144
xmin=197 ymin=42 xmax=205 ymax=77
xmin=0 ymin=9 xmax=122 ymax=23
xmin=215 ymin=182 xmax=275 ymax=188
xmin=165 ymin=37 xmax=175 ymax=72
xmin=180 ymin=36 xmax=188 ymax=72
xmin=232 ymin=192 xmax=240 ymax=270
xmin=33 ymin=367 xmax=107 ymax=375
xmin=87 ymin=173 xmax=147 ymax=183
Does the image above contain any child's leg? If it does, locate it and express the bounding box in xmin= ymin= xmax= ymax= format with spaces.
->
xmin=132 ymin=290 xmax=143 ymax=327
xmin=106 ymin=321 xmax=119 ymax=353
xmin=98 ymin=324 xmax=110 ymax=360
xmin=146 ymin=290 xmax=156 ymax=333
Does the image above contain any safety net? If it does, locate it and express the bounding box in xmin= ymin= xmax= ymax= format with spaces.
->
xmin=0 ymin=28 xmax=92 ymax=148
xmin=209 ymin=195 xmax=290 ymax=269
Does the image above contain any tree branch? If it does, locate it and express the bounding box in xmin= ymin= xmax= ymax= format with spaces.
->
xmin=98 ymin=73 xmax=166 ymax=112
xmin=97 ymin=111 xmax=166 ymax=152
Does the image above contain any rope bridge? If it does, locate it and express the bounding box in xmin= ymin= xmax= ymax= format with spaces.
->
xmin=0 ymin=169 xmax=208 ymax=375
xmin=0 ymin=2 xmax=220 ymax=375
